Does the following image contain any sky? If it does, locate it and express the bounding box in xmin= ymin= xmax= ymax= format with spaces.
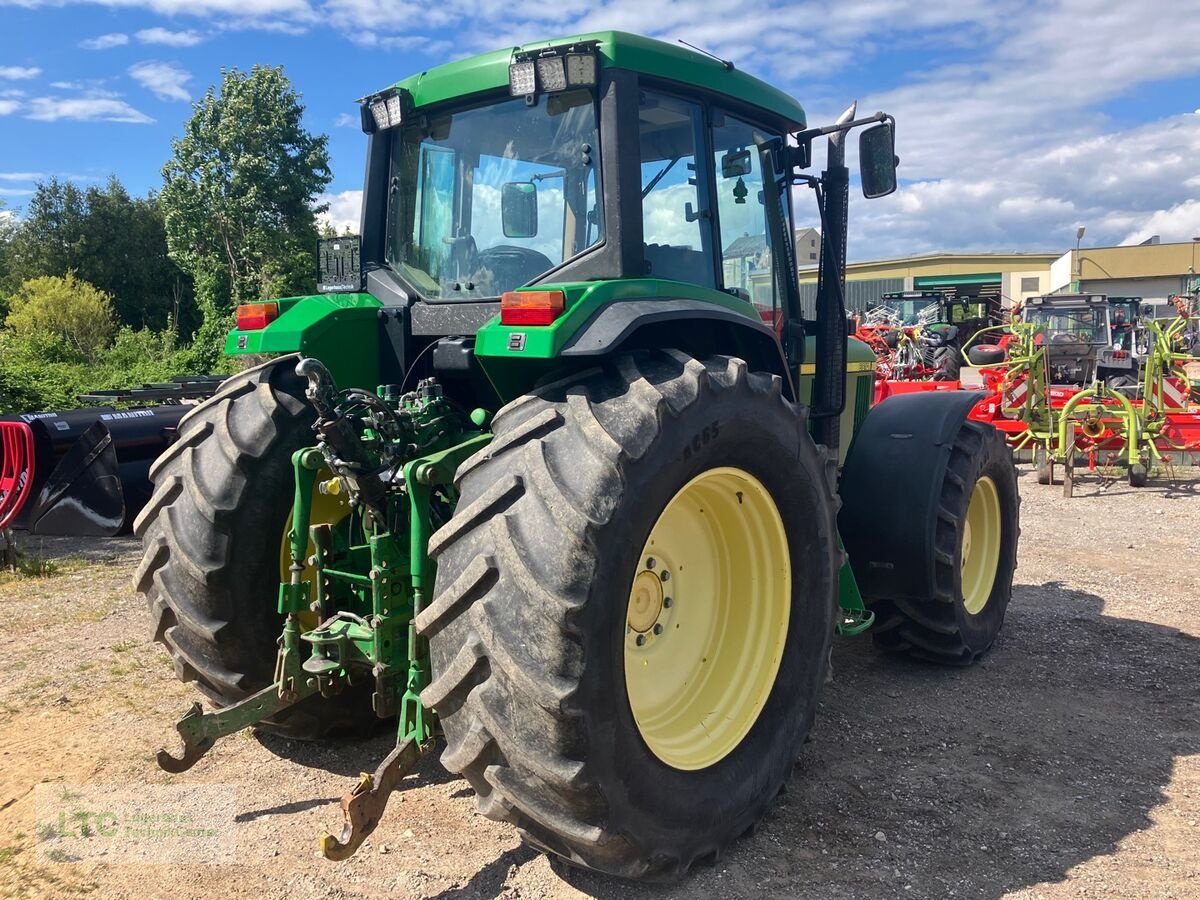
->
xmin=1 ymin=0 xmax=1198 ymax=262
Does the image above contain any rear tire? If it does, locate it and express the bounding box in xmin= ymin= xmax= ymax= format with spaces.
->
xmin=420 ymin=351 xmax=839 ymax=880
xmin=1128 ymin=463 xmax=1148 ymax=487
xmin=932 ymin=342 xmax=962 ymax=381
xmin=869 ymin=420 xmax=1019 ymax=664
xmin=134 ymin=356 xmax=375 ymax=738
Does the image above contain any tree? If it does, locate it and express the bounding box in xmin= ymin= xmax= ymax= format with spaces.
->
xmin=0 ymin=199 xmax=16 ymax=317
xmin=5 ymin=273 xmax=117 ymax=363
xmin=2 ymin=177 xmax=195 ymax=332
xmin=160 ymin=65 xmax=332 ymax=336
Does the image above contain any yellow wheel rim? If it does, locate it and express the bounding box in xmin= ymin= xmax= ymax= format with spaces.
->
xmin=624 ymin=466 xmax=791 ymax=771
xmin=278 ymin=472 xmax=351 ymax=629
xmin=960 ymin=475 xmax=1001 ymax=616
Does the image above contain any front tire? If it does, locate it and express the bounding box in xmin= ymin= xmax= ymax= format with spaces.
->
xmin=419 ymin=352 xmax=839 ymax=880
xmin=869 ymin=420 xmax=1019 ymax=663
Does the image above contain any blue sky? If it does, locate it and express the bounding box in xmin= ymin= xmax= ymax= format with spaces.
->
xmin=1 ymin=0 xmax=1198 ymax=260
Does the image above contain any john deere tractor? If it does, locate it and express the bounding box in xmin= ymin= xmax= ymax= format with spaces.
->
xmin=140 ymin=32 xmax=1019 ymax=881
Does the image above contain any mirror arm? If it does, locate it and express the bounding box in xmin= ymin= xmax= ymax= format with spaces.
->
xmin=793 ymin=111 xmax=889 ymax=144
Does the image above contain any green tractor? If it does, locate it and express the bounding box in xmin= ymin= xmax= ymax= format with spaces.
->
xmin=140 ymin=32 xmax=1020 ymax=881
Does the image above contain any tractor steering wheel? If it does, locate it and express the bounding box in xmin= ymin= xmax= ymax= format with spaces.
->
xmin=475 ymin=245 xmax=556 ymax=293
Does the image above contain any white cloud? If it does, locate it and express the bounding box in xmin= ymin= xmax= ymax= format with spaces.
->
xmin=0 ymin=171 xmax=44 ymax=179
xmin=0 ymin=99 xmax=20 ymax=115
xmin=128 ymin=61 xmax=191 ymax=101
xmin=26 ymin=96 xmax=153 ymax=123
xmin=79 ymin=32 xmax=129 ymax=49
xmin=1122 ymin=200 xmax=1200 ymax=247
xmin=136 ymin=27 xmax=204 ymax=46
xmin=334 ymin=111 xmax=357 ymax=128
xmin=316 ymin=189 xmax=362 ymax=234
xmin=0 ymin=66 xmax=41 ymax=80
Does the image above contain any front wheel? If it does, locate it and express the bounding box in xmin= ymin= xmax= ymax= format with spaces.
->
xmin=868 ymin=420 xmax=1019 ymax=663
xmin=420 ymin=352 xmax=839 ymax=880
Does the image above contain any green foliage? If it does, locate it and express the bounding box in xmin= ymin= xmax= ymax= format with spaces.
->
xmin=5 ymin=273 xmax=117 ymax=363
xmin=0 ymin=272 xmax=203 ymax=414
xmin=1 ymin=177 xmax=195 ymax=332
xmin=160 ymin=65 xmax=332 ymax=336
xmin=0 ymin=325 xmax=201 ymax=415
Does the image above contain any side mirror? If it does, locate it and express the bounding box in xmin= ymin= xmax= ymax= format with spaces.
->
xmin=859 ymin=122 xmax=898 ymax=199
xmin=501 ymin=181 xmax=538 ymax=238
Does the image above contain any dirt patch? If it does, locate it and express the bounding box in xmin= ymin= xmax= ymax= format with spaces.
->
xmin=1 ymin=468 xmax=1197 ymax=899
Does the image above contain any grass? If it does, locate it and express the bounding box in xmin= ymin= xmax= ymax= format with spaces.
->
xmin=0 ymin=552 xmax=89 ymax=586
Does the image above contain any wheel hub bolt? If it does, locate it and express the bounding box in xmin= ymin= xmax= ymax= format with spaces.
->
xmin=663 ymin=597 xmax=673 ymax=608
xmin=653 ymin=624 xmax=663 ymax=635
xmin=659 ymin=571 xmax=670 ymax=582
xmin=645 ymin=557 xmax=656 ymax=569
xmin=636 ymin=634 xmax=646 ymax=646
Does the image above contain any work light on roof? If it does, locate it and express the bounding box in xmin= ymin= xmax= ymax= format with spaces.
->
xmin=361 ymin=88 xmax=409 ymax=133
xmin=509 ymin=60 xmax=537 ymax=97
xmin=509 ymin=42 xmax=598 ymax=97
xmin=536 ymin=56 xmax=567 ymax=92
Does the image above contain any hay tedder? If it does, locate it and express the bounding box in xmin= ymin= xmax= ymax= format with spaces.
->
xmin=856 ymin=291 xmax=1002 ymax=388
xmin=967 ymin=297 xmax=1200 ymax=493
xmin=5 ymin=32 xmax=1023 ymax=880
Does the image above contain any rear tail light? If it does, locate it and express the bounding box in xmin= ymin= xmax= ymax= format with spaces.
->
xmin=500 ymin=290 xmax=565 ymax=326
xmin=1112 ymin=350 xmax=1129 ymax=360
xmin=236 ymin=302 xmax=279 ymax=330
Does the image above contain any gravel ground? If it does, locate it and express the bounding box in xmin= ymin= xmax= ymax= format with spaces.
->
xmin=1 ymin=466 xmax=1198 ymax=899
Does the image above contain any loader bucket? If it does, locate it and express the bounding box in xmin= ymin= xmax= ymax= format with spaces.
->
xmin=0 ymin=405 xmax=191 ymax=536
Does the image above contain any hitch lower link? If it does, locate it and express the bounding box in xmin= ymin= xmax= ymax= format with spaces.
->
xmin=155 ymin=611 xmax=433 ymax=860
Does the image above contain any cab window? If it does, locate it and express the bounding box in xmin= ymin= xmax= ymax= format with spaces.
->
xmin=637 ymin=91 xmax=715 ymax=287
xmin=711 ymin=114 xmax=783 ymax=328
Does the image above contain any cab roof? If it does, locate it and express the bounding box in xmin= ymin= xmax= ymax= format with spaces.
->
xmin=389 ymin=30 xmax=806 ymax=130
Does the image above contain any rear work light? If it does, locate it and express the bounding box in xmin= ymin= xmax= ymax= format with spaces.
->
xmin=236 ymin=301 xmax=279 ymax=330
xmin=509 ymin=41 xmax=598 ymax=97
xmin=501 ymin=290 xmax=565 ymax=326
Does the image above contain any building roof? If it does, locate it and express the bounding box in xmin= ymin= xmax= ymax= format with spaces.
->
xmin=799 ymin=249 xmax=1061 ymax=282
xmin=724 ymin=233 xmax=768 ymax=258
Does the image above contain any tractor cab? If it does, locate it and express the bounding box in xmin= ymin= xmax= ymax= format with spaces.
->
xmin=298 ymin=32 xmax=897 ymax=422
xmin=1024 ymin=293 xmax=1137 ymax=387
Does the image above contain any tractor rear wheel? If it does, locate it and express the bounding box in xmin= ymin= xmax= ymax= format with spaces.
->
xmin=420 ymin=351 xmax=839 ymax=880
xmin=134 ymin=355 xmax=375 ymax=738
xmin=932 ymin=341 xmax=962 ymax=381
xmin=869 ymin=420 xmax=1018 ymax=664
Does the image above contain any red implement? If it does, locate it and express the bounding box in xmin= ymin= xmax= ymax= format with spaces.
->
xmin=0 ymin=421 xmax=35 ymax=530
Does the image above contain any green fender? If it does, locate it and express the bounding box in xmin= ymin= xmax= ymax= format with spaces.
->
xmin=224 ymin=293 xmax=383 ymax=389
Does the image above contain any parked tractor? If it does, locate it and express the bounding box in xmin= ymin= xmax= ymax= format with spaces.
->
xmin=138 ymin=32 xmax=1019 ymax=880
xmin=860 ymin=291 xmax=999 ymax=382
xmin=1020 ymin=293 xmax=1141 ymax=388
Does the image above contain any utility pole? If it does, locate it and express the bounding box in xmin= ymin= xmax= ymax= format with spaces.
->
xmin=1073 ymin=226 xmax=1086 ymax=292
